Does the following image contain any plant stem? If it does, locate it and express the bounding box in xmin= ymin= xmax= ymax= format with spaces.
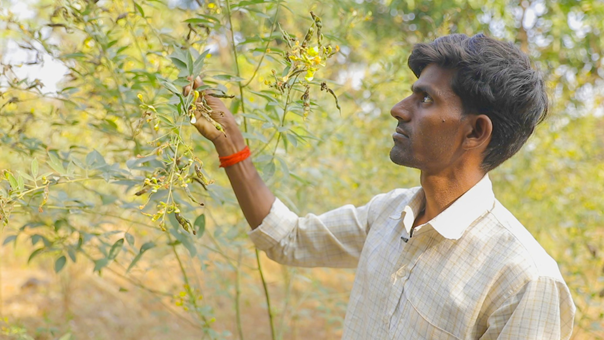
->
xmin=225 ymin=3 xmax=276 ymax=339
xmin=242 ymin=4 xmax=281 ymax=88
xmin=172 ymin=242 xmax=210 ymax=329
xmin=272 ymin=75 xmax=299 ymax=158
xmin=80 ymin=249 xmax=172 ymax=297
xmin=235 ymin=248 xmax=245 ymax=340
xmin=277 ymin=267 xmax=295 ymax=339
xmin=256 ymin=248 xmax=276 ymax=340
xmin=225 ymin=0 xmax=249 ymax=135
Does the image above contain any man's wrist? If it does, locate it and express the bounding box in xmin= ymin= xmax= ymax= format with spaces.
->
xmin=213 ymin=133 xmax=247 ymax=158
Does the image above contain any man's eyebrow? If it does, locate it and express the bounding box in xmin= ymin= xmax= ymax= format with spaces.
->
xmin=411 ymin=83 xmax=442 ymax=98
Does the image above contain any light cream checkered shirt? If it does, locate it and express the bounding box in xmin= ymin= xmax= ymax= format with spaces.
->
xmin=249 ymin=175 xmax=575 ymax=339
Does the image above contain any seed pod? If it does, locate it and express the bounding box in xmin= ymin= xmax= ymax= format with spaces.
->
xmin=39 ymin=185 xmax=49 ymax=213
xmin=310 ymin=12 xmax=323 ymax=45
xmin=302 ymin=25 xmax=314 ymax=48
xmin=310 ymin=12 xmax=322 ymax=29
xmin=279 ymin=23 xmax=294 ymax=49
xmin=208 ymin=92 xmax=235 ymax=99
xmin=135 ymin=186 xmax=150 ymax=196
xmin=301 ymin=86 xmax=310 ymax=118
xmin=321 ymin=82 xmax=341 ymax=112
xmin=175 ymin=212 xmax=192 ymax=233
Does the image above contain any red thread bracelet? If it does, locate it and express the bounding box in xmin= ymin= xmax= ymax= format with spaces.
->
xmin=219 ymin=146 xmax=251 ymax=168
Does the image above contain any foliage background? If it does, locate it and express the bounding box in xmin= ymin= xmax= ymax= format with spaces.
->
xmin=1 ymin=0 xmax=603 ymax=339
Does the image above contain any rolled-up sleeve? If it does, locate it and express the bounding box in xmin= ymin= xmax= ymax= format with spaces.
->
xmin=481 ymin=276 xmax=576 ymax=340
xmin=248 ymin=195 xmax=384 ymax=268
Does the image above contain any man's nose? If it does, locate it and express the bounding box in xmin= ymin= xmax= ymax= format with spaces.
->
xmin=390 ymin=97 xmax=412 ymax=121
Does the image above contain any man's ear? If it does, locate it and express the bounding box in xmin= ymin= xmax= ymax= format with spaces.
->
xmin=464 ymin=114 xmax=492 ymax=150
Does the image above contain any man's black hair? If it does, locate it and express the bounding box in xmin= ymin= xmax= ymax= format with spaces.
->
xmin=408 ymin=33 xmax=548 ymax=171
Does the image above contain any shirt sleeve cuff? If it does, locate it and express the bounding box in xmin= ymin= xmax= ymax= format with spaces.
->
xmin=248 ymin=198 xmax=298 ymax=251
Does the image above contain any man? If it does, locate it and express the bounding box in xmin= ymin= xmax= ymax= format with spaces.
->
xmin=185 ymin=33 xmax=575 ymax=339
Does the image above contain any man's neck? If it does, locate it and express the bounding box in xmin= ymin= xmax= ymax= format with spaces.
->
xmin=413 ymin=170 xmax=486 ymax=228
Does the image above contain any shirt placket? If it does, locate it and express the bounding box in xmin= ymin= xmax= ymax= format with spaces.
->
xmin=386 ymin=232 xmax=432 ymax=335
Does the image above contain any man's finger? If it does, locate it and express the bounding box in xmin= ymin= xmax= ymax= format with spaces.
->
xmin=193 ymin=76 xmax=203 ymax=90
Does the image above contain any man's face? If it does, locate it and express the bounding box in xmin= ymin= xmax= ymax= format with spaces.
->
xmin=389 ymin=64 xmax=468 ymax=173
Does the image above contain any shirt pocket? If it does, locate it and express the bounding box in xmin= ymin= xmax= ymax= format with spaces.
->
xmin=389 ymin=293 xmax=463 ymax=340
xmin=399 ymin=263 xmax=478 ymax=340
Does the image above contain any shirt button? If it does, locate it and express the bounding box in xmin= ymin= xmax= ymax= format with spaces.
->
xmin=396 ymin=267 xmax=406 ymax=277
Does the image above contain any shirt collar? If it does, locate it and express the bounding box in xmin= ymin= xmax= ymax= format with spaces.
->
xmin=389 ymin=174 xmax=496 ymax=240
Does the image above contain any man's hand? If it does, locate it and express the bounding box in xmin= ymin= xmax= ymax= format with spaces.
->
xmin=183 ymin=76 xmax=275 ymax=229
xmin=183 ymin=77 xmax=245 ymax=156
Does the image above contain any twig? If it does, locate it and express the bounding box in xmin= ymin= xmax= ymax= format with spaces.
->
xmin=255 ymin=248 xmax=276 ymax=340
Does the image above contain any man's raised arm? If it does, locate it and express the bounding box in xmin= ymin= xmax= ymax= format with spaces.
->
xmin=183 ymin=77 xmax=372 ymax=268
xmin=184 ymin=77 xmax=274 ymax=229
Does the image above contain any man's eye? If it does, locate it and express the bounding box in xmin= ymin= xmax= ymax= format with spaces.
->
xmin=421 ymin=94 xmax=433 ymax=103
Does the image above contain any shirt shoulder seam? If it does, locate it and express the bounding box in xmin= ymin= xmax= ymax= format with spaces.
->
xmin=487 ymin=209 xmax=549 ymax=277
xmin=486 ymin=209 xmax=566 ymax=287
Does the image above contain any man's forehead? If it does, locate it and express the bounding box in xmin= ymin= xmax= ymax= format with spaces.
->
xmin=413 ymin=64 xmax=456 ymax=98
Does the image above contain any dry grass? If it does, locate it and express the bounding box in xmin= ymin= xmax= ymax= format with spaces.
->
xmin=1 ymin=243 xmax=602 ymax=340
xmin=0 ymin=243 xmax=354 ymax=340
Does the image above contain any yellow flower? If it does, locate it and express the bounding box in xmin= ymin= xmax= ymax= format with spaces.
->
xmin=307 ymin=46 xmax=319 ymax=57
xmin=304 ymin=68 xmax=316 ymax=82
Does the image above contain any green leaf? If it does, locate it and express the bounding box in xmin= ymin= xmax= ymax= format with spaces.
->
xmin=276 ymin=156 xmax=290 ymax=180
xmin=3 ymin=235 xmax=17 ymax=245
xmin=194 ymin=214 xmax=206 ymax=237
xmin=186 ymin=49 xmax=194 ymax=76
xmin=161 ymin=81 xmax=181 ymax=95
xmin=31 ymin=158 xmax=38 ymax=179
xmin=241 ymin=132 xmax=268 ymax=143
xmin=55 ymin=256 xmax=67 ymax=273
xmin=133 ymin=1 xmax=145 ymax=17
xmin=31 ymin=234 xmax=49 ymax=246
xmin=169 ymin=229 xmax=196 ymax=256
xmin=48 ymin=152 xmax=66 ymax=175
xmin=86 ymin=150 xmax=106 ymax=169
xmin=184 ymin=18 xmax=213 ymax=24
xmin=6 ymin=172 xmax=18 ymax=191
xmin=191 ymin=14 xmax=220 ymax=24
xmin=19 ymin=171 xmax=33 ymax=181
xmin=263 ymin=161 xmax=276 ymax=180
xmin=127 ymin=254 xmax=143 ymax=272
xmin=170 ymin=57 xmax=188 ymax=72
xmin=192 ymin=49 xmax=210 ymax=76
xmin=127 ymin=241 xmax=156 ymax=272
xmin=212 ymin=74 xmax=245 ymax=82
xmin=233 ymin=0 xmax=274 ymax=8
xmin=16 ymin=174 xmax=24 ymax=191
xmin=108 ymin=238 xmax=124 ymax=260
xmin=62 ymin=52 xmax=86 ymax=59
xmin=28 ymin=247 xmax=45 ymax=264
xmin=248 ymin=90 xmax=280 ymax=104
xmin=285 ymin=132 xmax=298 ymax=147
xmin=125 ymin=232 xmax=135 ymax=246
xmin=67 ymin=248 xmax=77 ymax=262
xmin=93 ymin=258 xmax=109 ymax=272
xmin=169 ymin=48 xmax=187 ymax=65
xmin=140 ymin=241 xmax=156 ymax=252
xmin=58 ymin=333 xmax=72 ymax=340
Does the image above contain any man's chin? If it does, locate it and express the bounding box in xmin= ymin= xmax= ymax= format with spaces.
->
xmin=389 ymin=150 xmax=408 ymax=166
xmin=390 ymin=149 xmax=421 ymax=170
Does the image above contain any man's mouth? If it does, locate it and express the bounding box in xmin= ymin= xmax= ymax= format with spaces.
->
xmin=394 ymin=127 xmax=409 ymax=139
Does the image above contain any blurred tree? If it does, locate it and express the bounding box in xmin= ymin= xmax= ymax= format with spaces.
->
xmin=1 ymin=0 xmax=603 ymax=338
